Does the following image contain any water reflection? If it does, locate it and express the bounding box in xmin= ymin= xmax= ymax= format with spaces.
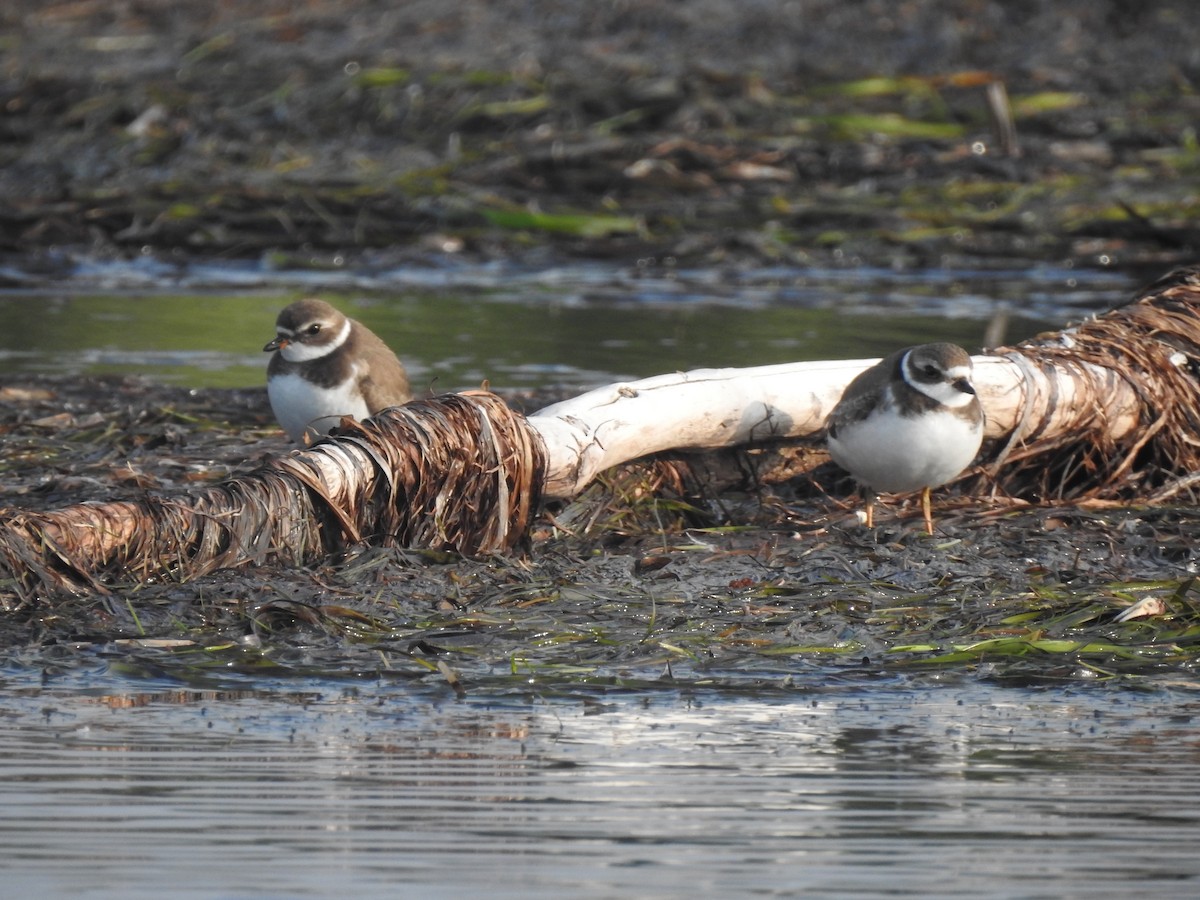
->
xmin=1 ymin=671 xmax=1197 ymax=897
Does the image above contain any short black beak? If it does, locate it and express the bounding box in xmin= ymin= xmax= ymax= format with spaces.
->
xmin=263 ymin=336 xmax=285 ymax=352
xmin=953 ymin=378 xmax=976 ymax=395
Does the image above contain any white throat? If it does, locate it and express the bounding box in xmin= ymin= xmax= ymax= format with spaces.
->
xmin=279 ymin=317 xmax=351 ymax=363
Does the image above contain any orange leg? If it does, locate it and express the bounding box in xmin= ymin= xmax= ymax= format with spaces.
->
xmin=864 ymin=489 xmax=876 ymax=529
xmin=921 ymin=486 xmax=934 ymax=535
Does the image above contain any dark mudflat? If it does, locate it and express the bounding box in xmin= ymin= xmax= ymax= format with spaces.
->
xmin=1 ymin=0 xmax=1198 ymax=280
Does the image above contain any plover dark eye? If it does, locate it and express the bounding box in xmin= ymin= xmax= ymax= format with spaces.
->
xmin=306 ymin=323 xmax=321 ymax=335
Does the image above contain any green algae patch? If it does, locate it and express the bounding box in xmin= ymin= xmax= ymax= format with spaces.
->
xmin=482 ymin=207 xmax=642 ymax=238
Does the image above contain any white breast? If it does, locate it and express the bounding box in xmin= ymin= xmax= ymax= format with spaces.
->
xmin=828 ymin=405 xmax=983 ymax=495
xmin=267 ymin=371 xmax=371 ymax=443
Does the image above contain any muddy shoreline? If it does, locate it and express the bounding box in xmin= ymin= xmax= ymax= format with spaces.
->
xmin=1 ymin=370 xmax=1197 ymax=689
xmin=3 ymin=2 xmax=1200 ymax=684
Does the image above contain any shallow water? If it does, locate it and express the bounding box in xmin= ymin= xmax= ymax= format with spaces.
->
xmin=1 ymin=668 xmax=1197 ymax=898
xmin=0 ymin=262 xmax=1131 ymax=391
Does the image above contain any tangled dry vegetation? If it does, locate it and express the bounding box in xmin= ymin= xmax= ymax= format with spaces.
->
xmin=971 ymin=265 xmax=1200 ymax=503
xmin=0 ymin=391 xmax=543 ymax=600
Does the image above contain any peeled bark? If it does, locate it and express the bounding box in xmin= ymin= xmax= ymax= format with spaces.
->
xmin=2 ymin=264 xmax=1200 ymax=604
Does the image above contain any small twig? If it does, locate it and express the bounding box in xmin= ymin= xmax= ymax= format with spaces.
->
xmin=985 ymin=80 xmax=1020 ymax=158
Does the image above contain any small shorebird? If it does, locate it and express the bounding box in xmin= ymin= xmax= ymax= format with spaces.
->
xmin=264 ymin=298 xmax=412 ymax=443
xmin=826 ymin=342 xmax=984 ymax=534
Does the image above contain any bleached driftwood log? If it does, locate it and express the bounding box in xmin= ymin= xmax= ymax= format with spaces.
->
xmin=0 ymin=263 xmax=1198 ymax=604
xmin=535 ymin=263 xmax=1198 ymax=503
xmin=529 ymin=352 xmax=1142 ymax=498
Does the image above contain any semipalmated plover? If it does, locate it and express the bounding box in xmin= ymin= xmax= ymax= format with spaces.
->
xmin=264 ymin=298 xmax=412 ymax=443
xmin=826 ymin=342 xmax=984 ymax=534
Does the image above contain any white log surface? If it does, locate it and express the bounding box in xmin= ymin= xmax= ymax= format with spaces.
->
xmin=528 ymin=352 xmax=1144 ymax=499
